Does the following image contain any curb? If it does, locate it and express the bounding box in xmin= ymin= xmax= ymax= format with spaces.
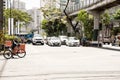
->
xmin=100 ymin=47 xmax=120 ymax=51
xmin=92 ymin=46 xmax=120 ymax=52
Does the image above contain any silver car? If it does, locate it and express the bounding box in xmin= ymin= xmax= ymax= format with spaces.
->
xmin=59 ymin=35 xmax=68 ymax=45
xmin=66 ymin=37 xmax=80 ymax=47
xmin=48 ymin=37 xmax=61 ymax=46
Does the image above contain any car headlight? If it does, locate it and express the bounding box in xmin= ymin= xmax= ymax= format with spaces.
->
xmin=32 ymin=38 xmax=35 ymax=41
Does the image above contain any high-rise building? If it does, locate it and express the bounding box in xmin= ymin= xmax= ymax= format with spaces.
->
xmin=40 ymin=0 xmax=58 ymax=8
xmin=12 ymin=0 xmax=26 ymax=33
xmin=12 ymin=0 xmax=26 ymax=11
xmin=60 ymin=0 xmax=78 ymax=12
xmin=27 ymin=8 xmax=40 ymax=32
xmin=60 ymin=0 xmax=67 ymax=12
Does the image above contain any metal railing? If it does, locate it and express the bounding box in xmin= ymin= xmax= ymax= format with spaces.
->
xmin=66 ymin=0 xmax=104 ymax=14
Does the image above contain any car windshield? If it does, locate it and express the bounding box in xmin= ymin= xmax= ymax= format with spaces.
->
xmin=69 ymin=37 xmax=77 ymax=40
xmin=59 ymin=36 xmax=68 ymax=39
xmin=34 ymin=34 xmax=41 ymax=37
xmin=51 ymin=37 xmax=59 ymax=40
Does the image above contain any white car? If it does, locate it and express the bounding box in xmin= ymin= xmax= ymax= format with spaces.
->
xmin=66 ymin=37 xmax=80 ymax=47
xmin=59 ymin=35 xmax=68 ymax=45
xmin=32 ymin=34 xmax=44 ymax=45
xmin=48 ymin=37 xmax=61 ymax=46
xmin=102 ymin=37 xmax=111 ymax=44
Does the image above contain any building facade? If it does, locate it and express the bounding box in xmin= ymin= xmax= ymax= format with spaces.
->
xmin=40 ymin=0 xmax=58 ymax=8
xmin=60 ymin=0 xmax=67 ymax=12
xmin=12 ymin=0 xmax=26 ymax=11
xmin=27 ymin=8 xmax=41 ymax=33
xmin=3 ymin=0 xmax=27 ymax=34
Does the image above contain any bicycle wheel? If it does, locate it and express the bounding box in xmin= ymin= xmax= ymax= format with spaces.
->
xmin=3 ymin=50 xmax=12 ymax=59
xmin=17 ymin=49 xmax=26 ymax=58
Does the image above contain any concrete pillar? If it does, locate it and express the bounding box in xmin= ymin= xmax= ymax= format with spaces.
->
xmin=93 ymin=12 xmax=100 ymax=30
xmin=93 ymin=11 xmax=100 ymax=41
xmin=90 ymin=11 xmax=104 ymax=41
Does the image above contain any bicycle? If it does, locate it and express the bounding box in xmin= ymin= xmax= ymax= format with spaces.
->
xmin=3 ymin=41 xmax=26 ymax=59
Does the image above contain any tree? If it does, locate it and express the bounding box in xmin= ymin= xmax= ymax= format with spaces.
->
xmin=41 ymin=19 xmax=67 ymax=36
xmin=41 ymin=19 xmax=52 ymax=36
xmin=77 ymin=10 xmax=93 ymax=40
xmin=40 ymin=0 xmax=61 ymax=21
xmin=101 ymin=12 xmax=111 ymax=27
xmin=112 ymin=9 xmax=120 ymax=35
xmin=113 ymin=9 xmax=120 ymax=28
xmin=40 ymin=7 xmax=61 ymax=20
xmin=101 ymin=12 xmax=111 ymax=37
xmin=40 ymin=2 xmax=67 ymax=36
xmin=113 ymin=9 xmax=120 ymax=20
xmin=4 ymin=9 xmax=32 ymax=30
xmin=63 ymin=0 xmax=79 ymax=35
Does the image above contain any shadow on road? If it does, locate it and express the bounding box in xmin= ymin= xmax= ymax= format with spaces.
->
xmin=101 ymin=47 xmax=120 ymax=52
xmin=95 ymin=47 xmax=120 ymax=52
xmin=0 ymin=59 xmax=8 ymax=80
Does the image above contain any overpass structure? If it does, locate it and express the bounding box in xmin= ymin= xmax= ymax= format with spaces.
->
xmin=66 ymin=0 xmax=120 ymax=15
xmin=66 ymin=0 xmax=120 ymax=40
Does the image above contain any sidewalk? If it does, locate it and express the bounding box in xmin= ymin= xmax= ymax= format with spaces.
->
xmin=102 ymin=44 xmax=120 ymax=51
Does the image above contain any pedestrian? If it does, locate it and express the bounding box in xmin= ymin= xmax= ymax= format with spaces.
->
xmin=20 ymin=36 xmax=25 ymax=43
xmin=111 ymin=35 xmax=115 ymax=46
xmin=11 ymin=38 xmax=20 ymax=50
xmin=81 ymin=36 xmax=87 ymax=46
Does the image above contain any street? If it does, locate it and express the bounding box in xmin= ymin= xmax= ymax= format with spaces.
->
xmin=0 ymin=44 xmax=120 ymax=80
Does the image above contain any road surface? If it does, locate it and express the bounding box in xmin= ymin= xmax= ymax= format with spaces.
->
xmin=0 ymin=44 xmax=120 ymax=80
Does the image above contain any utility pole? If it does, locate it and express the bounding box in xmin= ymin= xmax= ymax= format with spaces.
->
xmin=10 ymin=0 xmax=12 ymax=35
xmin=0 ymin=0 xmax=5 ymax=46
xmin=0 ymin=0 xmax=4 ymax=30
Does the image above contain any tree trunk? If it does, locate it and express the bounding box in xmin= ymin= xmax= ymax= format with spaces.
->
xmin=63 ymin=0 xmax=79 ymax=34
xmin=0 ymin=0 xmax=3 ymax=30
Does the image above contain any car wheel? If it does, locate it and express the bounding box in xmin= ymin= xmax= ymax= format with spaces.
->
xmin=103 ymin=42 xmax=105 ymax=44
xmin=41 ymin=43 xmax=44 ymax=45
xmin=32 ymin=43 xmax=35 ymax=45
xmin=68 ymin=45 xmax=71 ymax=47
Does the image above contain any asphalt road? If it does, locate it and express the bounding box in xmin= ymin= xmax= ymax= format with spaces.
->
xmin=0 ymin=44 xmax=120 ymax=80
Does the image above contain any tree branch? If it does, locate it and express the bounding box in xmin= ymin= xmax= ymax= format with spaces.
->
xmin=63 ymin=0 xmax=79 ymax=33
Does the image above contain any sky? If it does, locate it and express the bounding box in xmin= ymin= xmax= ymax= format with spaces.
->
xmin=20 ymin=0 xmax=40 ymax=9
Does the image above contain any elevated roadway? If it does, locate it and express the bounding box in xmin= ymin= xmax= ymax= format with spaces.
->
xmin=67 ymin=0 xmax=120 ymax=16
